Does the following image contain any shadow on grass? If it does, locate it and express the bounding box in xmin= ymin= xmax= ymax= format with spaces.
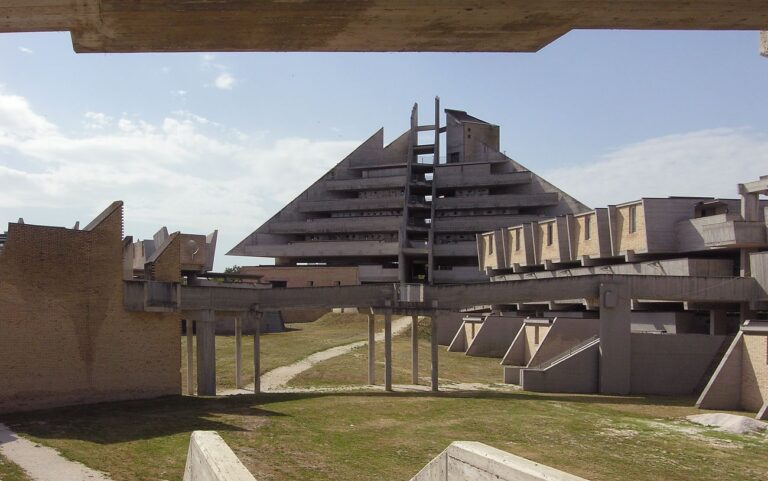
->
xmin=1 ymin=389 xmax=700 ymax=445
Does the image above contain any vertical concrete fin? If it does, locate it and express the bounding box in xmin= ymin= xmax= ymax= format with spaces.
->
xmin=696 ymin=332 xmax=744 ymax=410
xmin=183 ymin=431 xmax=257 ymax=481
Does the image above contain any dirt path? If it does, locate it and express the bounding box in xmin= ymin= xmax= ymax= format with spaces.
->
xmin=221 ymin=316 xmax=413 ymax=394
xmin=0 ymin=423 xmax=113 ymax=481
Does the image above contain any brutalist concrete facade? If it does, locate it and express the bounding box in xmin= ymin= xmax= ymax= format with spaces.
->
xmin=230 ymin=100 xmax=588 ymax=285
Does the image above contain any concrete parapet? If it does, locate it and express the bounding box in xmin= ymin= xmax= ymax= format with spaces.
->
xmin=410 ymin=441 xmax=589 ymax=481
xmin=183 ymin=431 xmax=256 ymax=481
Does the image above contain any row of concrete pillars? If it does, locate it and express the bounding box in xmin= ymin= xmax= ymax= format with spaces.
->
xmin=185 ymin=308 xmax=441 ymax=396
xmin=369 ymin=311 xmax=439 ymax=392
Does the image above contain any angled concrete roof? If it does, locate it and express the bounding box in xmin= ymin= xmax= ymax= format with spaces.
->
xmin=3 ymin=1 xmax=768 ymax=53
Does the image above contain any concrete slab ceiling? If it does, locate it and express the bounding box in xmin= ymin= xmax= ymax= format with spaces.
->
xmin=3 ymin=1 xmax=768 ymax=53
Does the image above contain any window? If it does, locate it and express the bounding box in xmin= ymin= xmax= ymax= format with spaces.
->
xmin=487 ymin=236 xmax=493 ymax=254
xmin=584 ymin=215 xmax=591 ymax=240
xmin=546 ymin=224 xmax=553 ymax=246
xmin=534 ymin=326 xmax=540 ymax=344
xmin=515 ymin=230 xmax=521 ymax=251
xmin=306 ymin=280 xmax=314 ymax=287
xmin=334 ymin=281 xmax=341 ymax=287
xmin=629 ymin=205 xmax=637 ymax=234
xmin=448 ymin=152 xmax=460 ymax=163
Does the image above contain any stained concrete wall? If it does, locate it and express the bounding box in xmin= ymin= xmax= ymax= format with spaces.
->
xmin=0 ymin=203 xmax=181 ymax=413
xmin=410 ymin=441 xmax=590 ymax=481
xmin=436 ymin=312 xmax=465 ymax=346
xmin=630 ymin=333 xmax=726 ymax=395
xmin=697 ymin=333 xmax=744 ymax=410
xmin=520 ymin=341 xmax=599 ymax=393
xmin=183 ymin=431 xmax=256 ymax=481
xmin=466 ymin=316 xmax=525 ymax=358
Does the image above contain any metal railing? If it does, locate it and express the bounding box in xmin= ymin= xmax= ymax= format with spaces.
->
xmin=529 ymin=335 xmax=599 ymax=370
xmin=396 ymin=283 xmax=424 ymax=303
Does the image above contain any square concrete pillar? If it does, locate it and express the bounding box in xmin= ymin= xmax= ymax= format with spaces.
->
xmin=249 ymin=309 xmax=262 ymax=394
xmin=710 ymin=309 xmax=728 ymax=336
xmin=384 ymin=308 xmax=393 ymax=392
xmin=235 ymin=316 xmax=243 ymax=389
xmin=599 ymin=282 xmax=631 ymax=395
xmin=185 ymin=319 xmax=195 ymax=395
xmin=411 ymin=315 xmax=419 ymax=385
xmin=367 ymin=312 xmax=375 ymax=385
xmin=196 ymin=310 xmax=217 ymax=396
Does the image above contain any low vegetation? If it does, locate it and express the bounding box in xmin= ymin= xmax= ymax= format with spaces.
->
xmin=0 ymin=454 xmax=31 ymax=481
xmin=4 ymin=313 xmax=767 ymax=481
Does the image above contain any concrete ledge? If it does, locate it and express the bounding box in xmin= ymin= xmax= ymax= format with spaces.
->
xmin=183 ymin=431 xmax=256 ymax=481
xmin=411 ymin=441 xmax=589 ymax=481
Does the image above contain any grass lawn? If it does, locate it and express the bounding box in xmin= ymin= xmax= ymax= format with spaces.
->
xmin=290 ymin=320 xmax=503 ymax=387
xmin=4 ymin=392 xmax=768 ymax=481
xmin=0 ymin=454 xmax=31 ymax=481
xmin=181 ymin=312 xmax=380 ymax=391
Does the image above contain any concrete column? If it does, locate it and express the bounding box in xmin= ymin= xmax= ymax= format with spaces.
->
xmin=186 ymin=319 xmax=194 ymax=395
xmin=411 ymin=315 xmax=419 ymax=384
xmin=250 ymin=309 xmax=262 ymax=394
xmin=367 ymin=312 xmax=375 ymax=385
xmin=196 ymin=311 xmax=217 ymax=396
xmin=740 ymin=189 xmax=760 ymax=222
xmin=431 ymin=314 xmax=439 ymax=392
xmin=598 ymin=282 xmax=631 ymax=395
xmin=709 ymin=309 xmax=728 ymax=336
xmin=761 ymin=31 xmax=768 ymax=58
xmin=384 ymin=308 xmax=393 ymax=392
xmin=234 ymin=316 xmax=243 ymax=389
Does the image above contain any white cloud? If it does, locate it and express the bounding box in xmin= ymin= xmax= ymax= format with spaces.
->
xmin=544 ymin=128 xmax=768 ymax=208
xmin=83 ymin=111 xmax=112 ymax=130
xmin=214 ymin=72 xmax=236 ymax=90
xmin=0 ymin=91 xmax=358 ymax=267
xmin=18 ymin=47 xmax=33 ymax=54
xmin=172 ymin=89 xmax=187 ymax=97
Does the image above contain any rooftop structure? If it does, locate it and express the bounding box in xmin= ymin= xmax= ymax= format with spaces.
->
xmin=230 ymin=100 xmax=588 ymax=284
xmin=2 ymin=1 xmax=768 ymax=53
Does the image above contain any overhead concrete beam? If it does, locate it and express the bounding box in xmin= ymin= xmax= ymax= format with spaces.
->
xmin=2 ymin=1 xmax=768 ymax=53
xmin=761 ymin=32 xmax=768 ymax=58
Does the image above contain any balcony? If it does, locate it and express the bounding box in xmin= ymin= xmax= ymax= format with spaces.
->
xmin=676 ymin=214 xmax=768 ymax=251
xmin=325 ymin=175 xmax=406 ymax=191
xmin=299 ymin=197 xmax=403 ymax=213
xmin=435 ymin=171 xmax=532 ymax=189
xmin=267 ymin=216 xmax=400 ymax=234
xmin=435 ymin=193 xmax=559 ymax=210
xmin=235 ymin=240 xmax=400 ymax=258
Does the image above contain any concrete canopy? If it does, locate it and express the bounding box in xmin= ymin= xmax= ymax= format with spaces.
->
xmin=3 ymin=1 xmax=768 ymax=53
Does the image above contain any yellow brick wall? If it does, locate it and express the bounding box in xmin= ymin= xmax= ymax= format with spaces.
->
xmin=0 ymin=204 xmax=181 ymax=413
xmin=152 ymin=234 xmax=182 ymax=283
xmin=572 ymin=214 xmax=599 ymax=258
xmin=741 ymin=335 xmax=768 ymax=412
xmin=523 ymin=325 xmax=550 ymax=363
xmin=505 ymin=227 xmax=527 ymax=267
xmin=614 ymin=203 xmax=647 ymax=253
xmin=536 ymin=221 xmax=560 ymax=263
xmin=479 ymin=232 xmax=497 ymax=270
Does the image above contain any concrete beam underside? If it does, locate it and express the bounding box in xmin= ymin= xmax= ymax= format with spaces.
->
xmin=4 ymin=2 xmax=768 ymax=53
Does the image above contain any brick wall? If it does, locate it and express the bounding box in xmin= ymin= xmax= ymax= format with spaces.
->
xmin=614 ymin=202 xmax=647 ymax=254
xmin=0 ymin=202 xmax=181 ymax=413
xmin=741 ymin=334 xmax=768 ymax=412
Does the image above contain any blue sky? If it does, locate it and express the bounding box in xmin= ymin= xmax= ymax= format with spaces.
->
xmin=1 ymin=30 xmax=767 ymax=268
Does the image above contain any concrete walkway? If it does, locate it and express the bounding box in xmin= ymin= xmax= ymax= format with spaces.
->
xmin=0 ymin=423 xmax=113 ymax=481
xmin=221 ymin=316 xmax=413 ymax=394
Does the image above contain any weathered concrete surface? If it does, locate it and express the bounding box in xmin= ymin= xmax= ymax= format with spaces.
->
xmin=410 ymin=441 xmax=590 ymax=481
xmin=466 ymin=316 xmax=525 ymax=358
xmin=3 ymin=1 xmax=768 ymax=53
xmin=697 ymin=333 xmax=745 ymax=410
xmin=183 ymin=431 xmax=255 ymax=481
xmin=0 ymin=423 xmax=113 ymax=481
xmin=520 ymin=340 xmax=600 ymax=394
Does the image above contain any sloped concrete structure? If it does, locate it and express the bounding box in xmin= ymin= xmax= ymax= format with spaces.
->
xmin=231 ymin=101 xmax=587 ymax=285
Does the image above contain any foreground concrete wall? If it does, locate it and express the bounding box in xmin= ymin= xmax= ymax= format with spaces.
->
xmin=183 ymin=431 xmax=256 ymax=481
xmin=630 ymin=333 xmax=726 ymax=395
xmin=0 ymin=203 xmax=181 ymax=413
xmin=466 ymin=316 xmax=525 ymax=358
xmin=521 ymin=341 xmax=599 ymax=393
xmin=410 ymin=441 xmax=590 ymax=481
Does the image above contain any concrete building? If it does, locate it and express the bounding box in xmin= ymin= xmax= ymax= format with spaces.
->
xmin=231 ymin=100 xmax=588 ymax=285
xmin=470 ymin=176 xmax=768 ymax=408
